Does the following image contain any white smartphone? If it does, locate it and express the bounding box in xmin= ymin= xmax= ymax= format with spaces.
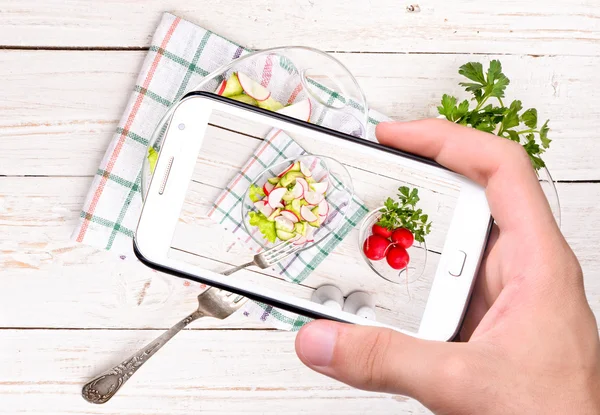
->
xmin=134 ymin=92 xmax=492 ymax=341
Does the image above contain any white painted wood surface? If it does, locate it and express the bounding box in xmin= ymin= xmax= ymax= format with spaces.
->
xmin=1 ymin=1 xmax=599 ymax=414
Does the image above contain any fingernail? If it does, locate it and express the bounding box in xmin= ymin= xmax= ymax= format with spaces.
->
xmin=297 ymin=321 xmax=338 ymax=367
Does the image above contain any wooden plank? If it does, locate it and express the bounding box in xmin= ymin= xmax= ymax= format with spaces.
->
xmin=0 ymin=1 xmax=598 ymax=55
xmin=1 ymin=51 xmax=599 ymax=180
xmin=1 ymin=177 xmax=599 ymax=329
xmin=0 ymin=329 xmax=427 ymax=414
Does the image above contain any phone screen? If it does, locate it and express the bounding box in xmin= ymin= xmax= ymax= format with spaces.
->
xmin=165 ymin=104 xmax=462 ymax=333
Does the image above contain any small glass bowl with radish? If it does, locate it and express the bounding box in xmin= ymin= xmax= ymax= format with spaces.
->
xmin=241 ymin=155 xmax=354 ymax=251
xmin=358 ymin=208 xmax=428 ymax=285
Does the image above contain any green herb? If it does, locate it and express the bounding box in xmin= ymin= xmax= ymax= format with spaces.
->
xmin=249 ymin=211 xmax=277 ymax=243
xmin=377 ymin=186 xmax=432 ymax=243
xmin=438 ymin=60 xmax=551 ymax=170
xmin=248 ymin=184 xmax=266 ymax=203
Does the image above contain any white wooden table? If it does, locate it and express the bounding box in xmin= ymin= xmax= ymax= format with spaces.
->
xmin=1 ymin=1 xmax=599 ymax=413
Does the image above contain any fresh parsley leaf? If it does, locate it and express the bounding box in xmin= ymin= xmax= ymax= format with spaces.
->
xmin=442 ymin=60 xmax=552 ymax=170
xmin=376 ymin=187 xmax=432 ymax=243
xmin=249 ymin=211 xmax=277 ymax=243
xmin=521 ymin=108 xmax=538 ymax=129
xmin=248 ymin=184 xmax=265 ymax=203
xmin=540 ymin=120 xmax=551 ymax=149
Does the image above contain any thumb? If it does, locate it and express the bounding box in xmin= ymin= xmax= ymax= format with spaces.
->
xmin=295 ymin=320 xmax=476 ymax=405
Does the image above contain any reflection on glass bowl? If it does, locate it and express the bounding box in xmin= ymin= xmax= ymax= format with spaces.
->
xmin=358 ymin=207 xmax=428 ymax=285
xmin=241 ymin=155 xmax=354 ymax=252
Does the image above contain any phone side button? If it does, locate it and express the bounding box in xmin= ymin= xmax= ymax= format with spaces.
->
xmin=448 ymin=250 xmax=467 ymax=277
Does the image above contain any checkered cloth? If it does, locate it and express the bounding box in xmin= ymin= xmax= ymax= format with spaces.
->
xmin=72 ymin=12 xmax=391 ymax=329
xmin=209 ymin=129 xmax=369 ymax=330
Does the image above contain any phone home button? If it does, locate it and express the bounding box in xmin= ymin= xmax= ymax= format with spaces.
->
xmin=448 ymin=250 xmax=467 ymax=277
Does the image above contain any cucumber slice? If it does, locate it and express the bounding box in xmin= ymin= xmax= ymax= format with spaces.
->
xmin=223 ymin=73 xmax=244 ymax=97
xmin=282 ymin=190 xmax=295 ymax=202
xmin=291 ymin=161 xmax=301 ymax=172
xmin=257 ymin=96 xmax=285 ymax=111
xmin=229 ymin=94 xmax=258 ymax=106
xmin=279 ymin=171 xmax=304 ymax=187
xmin=294 ymin=222 xmax=307 ymax=236
xmin=267 ymin=177 xmax=280 ymax=185
xmin=276 ymin=229 xmax=295 ymax=241
xmin=311 ymin=206 xmax=319 ymax=217
xmin=306 ymin=177 xmax=316 ymax=184
xmin=290 ymin=199 xmax=302 ymax=214
xmin=267 ymin=208 xmax=281 ymax=221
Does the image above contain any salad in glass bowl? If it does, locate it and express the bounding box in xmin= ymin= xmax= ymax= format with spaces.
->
xmin=241 ymin=155 xmax=353 ymax=250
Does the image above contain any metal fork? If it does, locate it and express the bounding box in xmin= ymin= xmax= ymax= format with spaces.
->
xmin=82 ymin=288 xmax=247 ymax=404
xmin=222 ymin=241 xmax=300 ymax=276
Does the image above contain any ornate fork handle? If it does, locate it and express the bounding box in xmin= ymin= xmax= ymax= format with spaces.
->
xmin=82 ymin=310 xmax=204 ymax=404
xmin=222 ymin=261 xmax=256 ymax=276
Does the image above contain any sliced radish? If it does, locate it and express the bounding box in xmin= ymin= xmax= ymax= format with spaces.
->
xmin=300 ymin=205 xmax=318 ymax=222
xmin=296 ymin=177 xmax=310 ymax=195
xmin=281 ymin=210 xmax=300 ymax=223
xmin=293 ymin=235 xmax=308 ymax=245
xmin=299 ymin=162 xmax=312 ymax=177
xmin=291 ymin=182 xmax=304 ymax=199
xmin=267 ymin=187 xmax=287 ymax=209
xmin=215 ymin=80 xmax=227 ymax=95
xmin=275 ymin=216 xmax=295 ymax=232
xmin=276 ymin=99 xmax=312 ymax=122
xmin=305 ymin=191 xmax=325 ymax=205
xmin=254 ymin=201 xmax=274 ymax=218
xmin=318 ymin=200 xmax=330 ymax=216
xmin=311 ymin=181 xmax=328 ymax=194
xmin=263 ymin=182 xmax=275 ymax=196
xmin=237 ymin=72 xmax=271 ymax=101
xmin=318 ymin=215 xmax=327 ymax=226
xmin=278 ymin=162 xmax=295 ymax=178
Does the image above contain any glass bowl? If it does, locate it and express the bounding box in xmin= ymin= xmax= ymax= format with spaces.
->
xmin=537 ymin=166 xmax=561 ymax=228
xmin=358 ymin=207 xmax=428 ymax=285
xmin=241 ymin=155 xmax=354 ymax=251
xmin=141 ymin=46 xmax=369 ymax=201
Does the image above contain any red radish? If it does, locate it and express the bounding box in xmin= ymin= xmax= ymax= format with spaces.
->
xmin=318 ymin=215 xmax=327 ymax=226
xmin=300 ymin=205 xmax=318 ymax=222
xmin=267 ymin=187 xmax=287 ymax=209
xmin=296 ymin=177 xmax=310 ymax=194
xmin=276 ymin=99 xmax=312 ymax=122
xmin=299 ymin=162 xmax=312 ymax=177
xmin=386 ymin=246 xmax=410 ymax=270
xmin=291 ymin=182 xmax=304 ymax=199
xmin=215 ymin=80 xmax=227 ymax=95
xmin=281 ymin=210 xmax=300 ymax=223
xmin=263 ymin=182 xmax=275 ymax=196
xmin=310 ymin=181 xmax=328 ymax=194
xmin=305 ymin=191 xmax=324 ymax=205
xmin=317 ymin=200 xmax=330 ymax=216
xmin=278 ymin=163 xmax=295 ymax=178
xmin=372 ymin=224 xmax=393 ymax=239
xmin=237 ymin=72 xmax=271 ymax=101
xmin=293 ymin=235 xmax=308 ymax=245
xmin=254 ymin=200 xmax=274 ymax=218
xmin=363 ymin=235 xmax=391 ymax=261
xmin=274 ymin=216 xmax=294 ymax=232
xmin=391 ymin=228 xmax=414 ymax=249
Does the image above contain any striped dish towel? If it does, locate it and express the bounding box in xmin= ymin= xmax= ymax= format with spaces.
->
xmin=209 ymin=129 xmax=369 ymax=330
xmin=71 ymin=12 xmax=391 ymax=329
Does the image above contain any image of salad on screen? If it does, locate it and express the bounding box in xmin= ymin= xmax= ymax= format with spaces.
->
xmin=363 ymin=187 xmax=432 ymax=271
xmin=248 ymin=160 xmax=330 ymax=245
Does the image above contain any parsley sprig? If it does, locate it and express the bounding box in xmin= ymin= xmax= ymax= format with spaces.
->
xmin=377 ymin=186 xmax=432 ymax=243
xmin=438 ymin=60 xmax=551 ymax=170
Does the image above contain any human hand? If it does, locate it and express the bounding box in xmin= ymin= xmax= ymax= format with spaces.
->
xmin=295 ymin=119 xmax=600 ymax=414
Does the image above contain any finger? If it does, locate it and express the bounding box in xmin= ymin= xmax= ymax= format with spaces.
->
xmin=376 ymin=120 xmax=557 ymax=232
xmin=295 ymin=320 xmax=476 ymax=406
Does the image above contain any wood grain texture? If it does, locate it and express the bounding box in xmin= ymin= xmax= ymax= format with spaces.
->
xmin=0 ymin=329 xmax=428 ymax=414
xmin=1 ymin=51 xmax=600 ymax=180
xmin=1 ymin=177 xmax=598 ymax=330
xmin=0 ymin=1 xmax=599 ymax=55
